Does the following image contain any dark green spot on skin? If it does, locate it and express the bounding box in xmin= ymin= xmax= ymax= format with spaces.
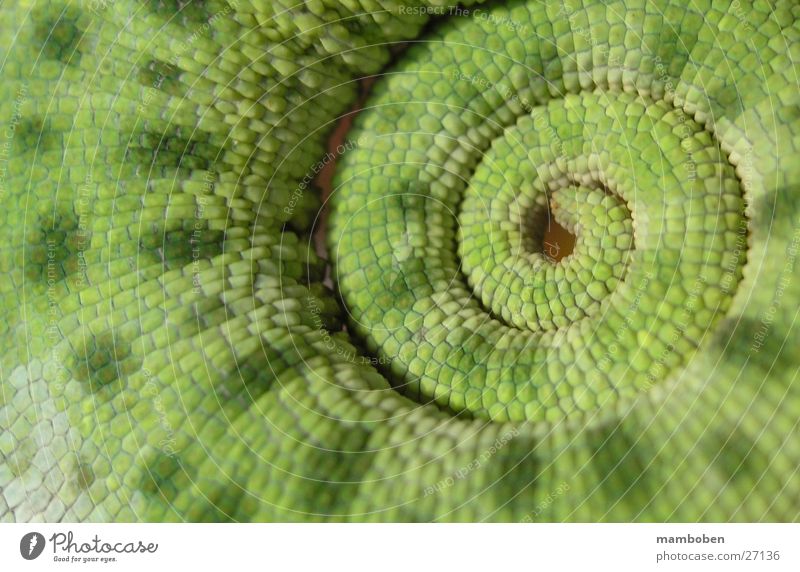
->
xmin=32 ymin=6 xmax=86 ymax=64
xmin=139 ymin=226 xmax=225 ymax=269
xmin=751 ymin=185 xmax=799 ymax=235
xmin=129 ymin=128 xmax=219 ymax=171
xmin=138 ymin=60 xmax=184 ymax=98
xmin=13 ymin=115 xmax=62 ymax=153
xmin=656 ymin=7 xmax=703 ymax=84
xmin=585 ymin=421 xmax=654 ymax=515
xmin=713 ymin=427 xmax=767 ymax=486
xmin=142 ymin=451 xmax=182 ymax=498
xmin=76 ymin=460 xmax=95 ymax=490
xmin=153 ymin=0 xmax=218 ymax=26
xmin=24 ymin=207 xmax=89 ymax=288
xmin=716 ymin=318 xmax=797 ymax=388
xmin=71 ymin=331 xmax=139 ymax=391
xmin=493 ymin=437 xmax=543 ymax=510
xmin=4 ymin=437 xmax=36 ymax=477
xmin=188 ymin=482 xmax=239 ymax=522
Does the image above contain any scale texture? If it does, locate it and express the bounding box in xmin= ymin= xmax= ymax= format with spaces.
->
xmin=0 ymin=0 xmax=799 ymax=522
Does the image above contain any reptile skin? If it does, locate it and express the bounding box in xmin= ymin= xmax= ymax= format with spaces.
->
xmin=1 ymin=0 xmax=799 ymax=522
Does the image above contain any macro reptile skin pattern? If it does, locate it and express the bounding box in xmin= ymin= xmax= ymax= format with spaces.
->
xmin=0 ymin=0 xmax=798 ymax=522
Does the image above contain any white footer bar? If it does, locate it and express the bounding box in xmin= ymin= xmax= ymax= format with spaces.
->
xmin=1 ymin=523 xmax=797 ymax=571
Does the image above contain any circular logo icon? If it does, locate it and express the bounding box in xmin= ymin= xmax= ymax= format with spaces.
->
xmin=20 ymin=532 xmax=45 ymax=560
